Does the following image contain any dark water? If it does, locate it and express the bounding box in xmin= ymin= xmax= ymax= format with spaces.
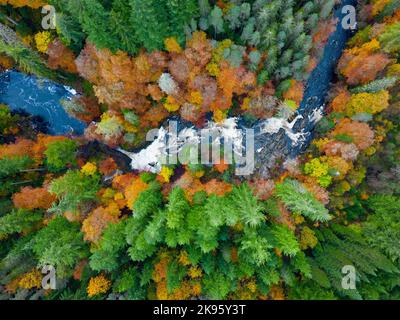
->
xmin=294 ymin=0 xmax=358 ymax=135
xmin=0 ymin=70 xmax=86 ymax=135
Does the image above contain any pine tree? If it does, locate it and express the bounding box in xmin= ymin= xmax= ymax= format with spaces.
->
xmin=132 ymin=181 xmax=163 ymax=219
xmin=229 ymin=183 xmax=265 ymax=228
xmin=0 ymin=209 xmax=42 ymax=238
xmin=0 ymin=38 xmax=55 ymax=79
xmin=364 ymin=195 xmax=400 ymax=263
xmin=67 ymin=0 xmax=120 ymax=51
xmin=0 ymin=156 xmax=33 ymax=178
xmin=274 ymin=179 xmax=331 ymax=222
xmin=90 ymin=219 xmax=128 ymax=272
xmin=166 ymin=187 xmax=190 ymax=230
xmin=309 ymin=225 xmax=399 ymax=299
xmin=109 ymin=0 xmax=139 ymax=54
xmin=48 ymin=170 xmax=100 ymax=215
xmin=31 ymin=216 xmax=89 ymax=277
xmin=129 ymin=0 xmax=170 ymax=52
xmin=237 ymin=226 xmax=273 ymax=267
xmin=48 ymin=0 xmax=85 ymax=51
xmin=271 ymin=224 xmax=300 ymax=257
xmin=44 ymin=139 xmax=78 ymax=172
xmin=202 ymin=271 xmax=233 ymax=299
xmin=113 ymin=266 xmax=146 ymax=299
xmin=166 ymin=0 xmax=199 ymax=46
xmin=0 ymin=235 xmax=37 ymax=286
xmin=209 ymin=6 xmax=224 ymax=36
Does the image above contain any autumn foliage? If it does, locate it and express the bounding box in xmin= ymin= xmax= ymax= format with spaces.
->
xmin=331 ymin=119 xmax=375 ymax=151
xmin=12 ymin=187 xmax=56 ymax=210
xmin=0 ymin=0 xmax=45 ymax=8
xmin=47 ymin=40 xmax=78 ymax=74
xmin=1 ymin=0 xmax=400 ymax=302
xmin=82 ymin=202 xmax=121 ymax=243
xmin=338 ymin=40 xmax=391 ymax=85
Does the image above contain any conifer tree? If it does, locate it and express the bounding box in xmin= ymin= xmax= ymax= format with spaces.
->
xmin=0 ymin=209 xmax=42 ymax=238
xmin=68 ymin=0 xmax=120 ymax=51
xmin=44 ymin=139 xmax=78 ymax=172
xmin=90 ymin=220 xmax=128 ymax=272
xmin=48 ymin=170 xmax=100 ymax=215
xmin=31 ymin=216 xmax=89 ymax=277
xmin=274 ymin=179 xmax=331 ymax=222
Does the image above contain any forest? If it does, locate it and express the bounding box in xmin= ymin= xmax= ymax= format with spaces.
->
xmin=0 ymin=0 xmax=399 ymax=301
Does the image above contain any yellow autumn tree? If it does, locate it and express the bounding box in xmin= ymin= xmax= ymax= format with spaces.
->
xmin=18 ymin=269 xmax=42 ymax=289
xmin=87 ymin=275 xmax=111 ymax=297
xmin=345 ymin=90 xmax=390 ymax=116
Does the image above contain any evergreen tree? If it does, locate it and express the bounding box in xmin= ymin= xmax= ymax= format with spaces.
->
xmin=0 ymin=38 xmax=55 ymax=79
xmin=274 ymin=179 xmax=331 ymax=222
xmin=44 ymin=139 xmax=78 ymax=172
xmin=90 ymin=219 xmax=128 ymax=272
xmin=48 ymin=170 xmax=100 ymax=215
xmin=109 ymin=0 xmax=139 ymax=54
xmin=113 ymin=266 xmax=146 ymax=299
xmin=0 ymin=209 xmax=42 ymax=238
xmin=0 ymin=156 xmax=33 ymax=178
xmin=364 ymin=195 xmax=400 ymax=264
xmin=165 ymin=0 xmax=199 ymax=45
xmin=129 ymin=0 xmax=170 ymax=52
xmin=308 ymin=225 xmax=399 ymax=299
xmin=31 ymin=216 xmax=89 ymax=277
xmin=0 ymin=235 xmax=37 ymax=287
xmin=67 ymin=0 xmax=120 ymax=51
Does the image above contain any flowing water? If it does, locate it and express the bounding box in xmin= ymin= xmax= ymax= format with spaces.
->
xmin=0 ymin=70 xmax=86 ymax=135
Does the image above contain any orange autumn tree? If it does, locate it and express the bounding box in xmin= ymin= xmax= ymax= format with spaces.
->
xmin=75 ymin=43 xmax=159 ymax=116
xmin=203 ymin=179 xmax=232 ymax=197
xmin=82 ymin=202 xmax=121 ymax=243
xmin=0 ymin=0 xmax=45 ymax=8
xmin=98 ymin=157 xmax=118 ymax=176
xmin=76 ymin=30 xmax=260 ymax=142
xmin=123 ymin=176 xmax=149 ymax=210
xmin=47 ymin=40 xmax=78 ymax=74
xmin=282 ymin=80 xmax=304 ymax=106
xmin=329 ymin=87 xmax=351 ymax=113
xmin=12 ymin=187 xmax=56 ymax=210
xmin=338 ymin=39 xmax=391 ymax=85
xmin=331 ymin=119 xmax=375 ymax=151
xmin=87 ymin=274 xmax=111 ymax=297
xmin=152 ymin=253 xmax=201 ymax=300
xmin=0 ymin=139 xmax=36 ymax=159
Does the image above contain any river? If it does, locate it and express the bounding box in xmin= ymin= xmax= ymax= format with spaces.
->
xmin=0 ymin=70 xmax=86 ymax=135
xmin=0 ymin=0 xmax=357 ymax=177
